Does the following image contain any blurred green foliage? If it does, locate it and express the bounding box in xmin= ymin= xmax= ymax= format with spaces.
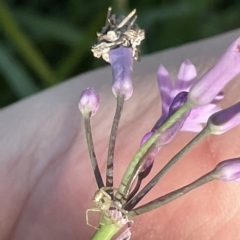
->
xmin=0 ymin=0 xmax=240 ymax=107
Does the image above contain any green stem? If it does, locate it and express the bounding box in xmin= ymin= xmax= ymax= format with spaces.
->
xmin=106 ymin=94 xmax=125 ymax=196
xmin=91 ymin=223 xmax=121 ymax=240
xmin=115 ymin=102 xmax=192 ymax=203
xmin=55 ymin=10 xmax=107 ymax=80
xmin=91 ymin=212 xmax=123 ymax=240
xmin=84 ymin=116 xmax=104 ymax=189
xmin=125 ymin=126 xmax=210 ymax=210
xmin=119 ymin=142 xmax=157 ymax=204
xmin=129 ymin=169 xmax=215 ymax=217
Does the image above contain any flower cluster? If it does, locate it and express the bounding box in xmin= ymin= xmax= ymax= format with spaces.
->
xmin=79 ymin=8 xmax=240 ymax=240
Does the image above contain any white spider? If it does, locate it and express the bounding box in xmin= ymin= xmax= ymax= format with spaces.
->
xmin=86 ymin=187 xmax=130 ymax=229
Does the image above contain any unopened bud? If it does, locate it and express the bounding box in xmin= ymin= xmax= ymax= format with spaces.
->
xmin=214 ymin=158 xmax=240 ymax=182
xmin=139 ymin=132 xmax=157 ymax=176
xmin=207 ymin=101 xmax=240 ymax=134
xmin=78 ymin=87 xmax=99 ymax=116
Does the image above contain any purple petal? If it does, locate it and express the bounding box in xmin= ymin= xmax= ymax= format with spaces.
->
xmin=189 ymin=37 xmax=240 ymax=106
xmin=211 ymin=91 xmax=224 ymax=104
xmin=157 ymin=65 xmax=173 ymax=118
xmin=174 ymin=59 xmax=197 ymax=94
xmin=185 ymin=104 xmax=221 ymax=125
xmin=181 ymin=105 xmax=221 ymax=132
xmin=181 ymin=92 xmax=223 ymax=132
xmin=181 ymin=122 xmax=203 ymax=132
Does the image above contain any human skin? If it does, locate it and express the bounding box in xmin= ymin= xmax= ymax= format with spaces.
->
xmin=1 ymin=29 xmax=240 ymax=240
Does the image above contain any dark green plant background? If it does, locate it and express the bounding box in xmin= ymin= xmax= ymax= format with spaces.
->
xmin=1 ymin=0 xmax=239 ymax=108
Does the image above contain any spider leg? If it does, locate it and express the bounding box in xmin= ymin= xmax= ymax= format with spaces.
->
xmin=86 ymin=208 xmax=101 ymax=229
xmin=99 ymin=187 xmax=118 ymax=198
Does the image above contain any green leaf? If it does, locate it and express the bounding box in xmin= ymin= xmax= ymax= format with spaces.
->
xmin=0 ymin=1 xmax=56 ymax=87
xmin=0 ymin=43 xmax=39 ymax=98
xmin=139 ymin=3 xmax=194 ymax=27
xmin=55 ymin=11 xmax=106 ymax=80
xmin=14 ymin=9 xmax=83 ymax=45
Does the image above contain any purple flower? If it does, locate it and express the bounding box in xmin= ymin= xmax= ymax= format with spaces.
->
xmin=156 ymin=59 xmax=222 ymax=133
xmin=208 ymin=101 xmax=240 ymax=134
xmin=189 ymin=37 xmax=240 ymax=106
xmin=139 ymin=92 xmax=191 ymax=174
xmin=139 ymin=59 xmax=222 ymax=176
xmin=78 ymin=87 xmax=100 ymax=117
xmin=214 ymin=158 xmax=240 ymax=182
xmin=108 ymin=46 xmax=133 ymax=100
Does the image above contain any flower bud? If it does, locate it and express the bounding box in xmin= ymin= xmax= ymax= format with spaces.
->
xmin=139 ymin=132 xmax=158 ymax=176
xmin=207 ymin=101 xmax=240 ymax=134
xmin=188 ymin=37 xmax=240 ymax=106
xmin=174 ymin=59 xmax=197 ymax=93
xmin=153 ymin=92 xmax=190 ymax=135
xmin=214 ymin=158 xmax=240 ymax=182
xmin=109 ymin=46 xmax=133 ymax=100
xmin=78 ymin=87 xmax=99 ymax=116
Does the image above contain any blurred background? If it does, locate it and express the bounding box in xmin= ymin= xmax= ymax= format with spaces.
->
xmin=0 ymin=0 xmax=240 ymax=108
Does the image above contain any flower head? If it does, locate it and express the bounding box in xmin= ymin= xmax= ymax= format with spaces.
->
xmin=139 ymin=60 xmax=223 ymax=177
xmin=156 ymin=59 xmax=222 ymax=133
xmin=78 ymin=87 xmax=100 ymax=117
xmin=214 ymin=158 xmax=240 ymax=182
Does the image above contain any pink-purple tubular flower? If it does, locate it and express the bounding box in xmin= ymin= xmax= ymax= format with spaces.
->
xmin=157 ymin=59 xmax=223 ymax=133
xmin=78 ymin=87 xmax=100 ymax=116
xmin=108 ymin=46 xmax=133 ymax=100
xmin=139 ymin=59 xmax=223 ymax=175
xmin=214 ymin=158 xmax=240 ymax=182
xmin=208 ymin=101 xmax=240 ymax=134
xmin=188 ymin=37 xmax=240 ymax=106
xmin=138 ymin=38 xmax=240 ymax=195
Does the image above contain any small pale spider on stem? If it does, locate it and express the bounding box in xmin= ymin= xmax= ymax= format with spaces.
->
xmin=86 ymin=187 xmax=130 ymax=230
